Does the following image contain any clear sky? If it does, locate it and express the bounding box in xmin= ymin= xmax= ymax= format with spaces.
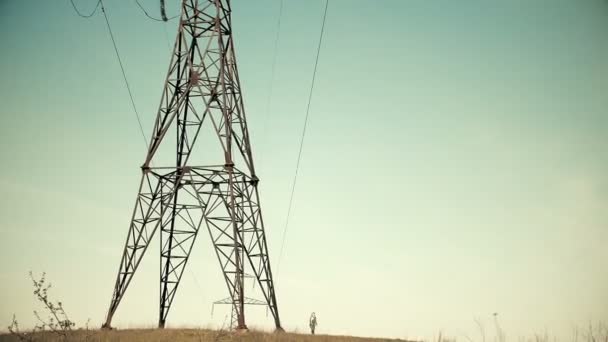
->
xmin=0 ymin=0 xmax=607 ymax=340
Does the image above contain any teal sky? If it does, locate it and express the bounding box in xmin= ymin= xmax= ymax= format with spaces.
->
xmin=0 ymin=0 xmax=607 ymax=340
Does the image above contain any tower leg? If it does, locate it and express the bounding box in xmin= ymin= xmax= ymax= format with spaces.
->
xmin=104 ymin=172 xmax=173 ymax=328
xmin=239 ymin=182 xmax=282 ymax=330
xmin=158 ymin=170 xmax=205 ymax=327
xmin=187 ymin=168 xmax=250 ymax=330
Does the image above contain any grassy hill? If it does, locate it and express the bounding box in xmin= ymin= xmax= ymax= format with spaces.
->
xmin=0 ymin=328 xmax=408 ymax=342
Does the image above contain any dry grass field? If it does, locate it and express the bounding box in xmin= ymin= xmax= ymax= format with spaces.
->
xmin=0 ymin=328 xmax=408 ymax=342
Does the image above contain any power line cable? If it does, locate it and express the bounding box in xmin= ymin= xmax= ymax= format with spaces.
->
xmin=163 ymin=21 xmax=173 ymax=51
xmin=70 ymin=0 xmax=102 ymax=18
xmin=100 ymin=0 xmax=149 ymax=148
xmin=258 ymin=0 xmax=284 ymax=167
xmin=135 ymin=0 xmax=163 ymax=21
xmin=135 ymin=0 xmax=179 ymax=22
xmin=269 ymin=0 xmax=284 ymax=85
xmin=277 ymin=0 xmax=330 ymax=272
xmin=71 ymin=0 xmax=148 ymax=147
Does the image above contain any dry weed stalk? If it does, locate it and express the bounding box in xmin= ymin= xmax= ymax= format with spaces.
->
xmin=6 ymin=271 xmax=92 ymax=342
xmin=8 ymin=314 xmax=34 ymax=342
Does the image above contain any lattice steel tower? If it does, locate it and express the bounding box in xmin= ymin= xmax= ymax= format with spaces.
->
xmin=102 ymin=0 xmax=281 ymax=331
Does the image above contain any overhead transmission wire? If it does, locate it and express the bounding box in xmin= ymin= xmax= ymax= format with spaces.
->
xmin=135 ymin=0 xmax=179 ymax=22
xmin=162 ymin=22 xmax=173 ymax=51
xmin=69 ymin=0 xmax=147 ymax=147
xmin=100 ymin=0 xmax=149 ymax=148
xmin=133 ymin=0 xmax=176 ymax=51
xmin=277 ymin=0 xmax=330 ymax=273
xmin=257 ymin=0 xmax=284 ymax=166
xmin=70 ymin=0 xmax=101 ymax=18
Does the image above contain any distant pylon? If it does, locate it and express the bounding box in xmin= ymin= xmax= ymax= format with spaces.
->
xmin=102 ymin=0 xmax=281 ymax=331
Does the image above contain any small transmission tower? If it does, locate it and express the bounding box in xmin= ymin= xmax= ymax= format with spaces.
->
xmin=102 ymin=0 xmax=282 ymax=331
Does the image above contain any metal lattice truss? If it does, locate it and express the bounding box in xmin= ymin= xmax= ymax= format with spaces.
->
xmin=103 ymin=0 xmax=281 ymax=331
xmin=213 ymin=295 xmax=268 ymax=328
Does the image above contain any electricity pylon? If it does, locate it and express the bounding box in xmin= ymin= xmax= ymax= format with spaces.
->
xmin=102 ymin=0 xmax=281 ymax=331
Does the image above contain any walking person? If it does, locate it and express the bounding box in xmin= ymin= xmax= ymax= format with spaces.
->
xmin=309 ymin=312 xmax=318 ymax=335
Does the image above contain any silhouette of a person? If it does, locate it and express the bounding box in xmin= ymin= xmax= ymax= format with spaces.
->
xmin=309 ymin=312 xmax=318 ymax=335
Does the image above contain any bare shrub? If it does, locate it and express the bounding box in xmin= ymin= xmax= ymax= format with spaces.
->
xmin=6 ymin=272 xmax=92 ymax=342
